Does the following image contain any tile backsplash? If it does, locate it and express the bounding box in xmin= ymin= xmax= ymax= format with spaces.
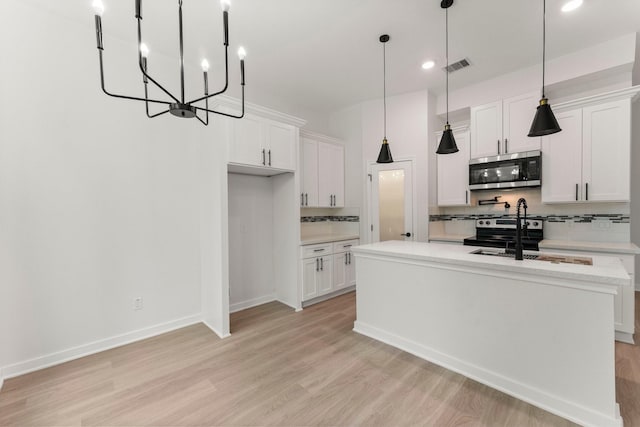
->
xmin=429 ymin=188 xmax=631 ymax=242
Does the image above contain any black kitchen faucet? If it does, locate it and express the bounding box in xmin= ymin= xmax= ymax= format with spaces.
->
xmin=514 ymin=198 xmax=528 ymax=260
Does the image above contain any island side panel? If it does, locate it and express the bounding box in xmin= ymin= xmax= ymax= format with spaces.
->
xmin=353 ymin=253 xmax=619 ymax=427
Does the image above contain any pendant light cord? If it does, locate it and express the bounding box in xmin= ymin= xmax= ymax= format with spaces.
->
xmin=445 ymin=7 xmax=449 ymax=125
xmin=383 ymin=41 xmax=387 ymax=139
xmin=542 ymin=0 xmax=546 ymax=98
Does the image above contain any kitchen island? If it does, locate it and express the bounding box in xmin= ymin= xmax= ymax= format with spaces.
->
xmin=352 ymin=241 xmax=630 ymax=427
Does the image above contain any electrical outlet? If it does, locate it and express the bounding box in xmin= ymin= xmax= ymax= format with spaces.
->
xmin=133 ymin=297 xmax=143 ymax=311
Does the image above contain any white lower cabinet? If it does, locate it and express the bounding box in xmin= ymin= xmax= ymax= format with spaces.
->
xmin=333 ymin=240 xmax=357 ymax=290
xmin=301 ymin=239 xmax=358 ymax=303
xmin=547 ymin=248 xmax=635 ymax=343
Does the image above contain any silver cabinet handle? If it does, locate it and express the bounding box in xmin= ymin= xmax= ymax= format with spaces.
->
xmin=268 ymin=149 xmax=271 ymax=166
xmin=575 ymin=183 xmax=578 ymax=201
xmin=313 ymin=248 xmax=325 ymax=252
xmin=345 ymin=253 xmax=348 ymax=265
xmin=316 ymin=258 xmax=319 ymax=272
xmin=320 ymin=258 xmax=323 ymax=271
xmin=505 ymin=138 xmax=508 ymax=153
xmin=262 ymin=149 xmax=266 ymax=165
xmin=343 ymin=244 xmax=352 ymax=248
xmin=465 ymin=190 xmax=468 ymax=204
xmin=305 ymin=193 xmax=308 ymax=206
xmin=497 ymin=140 xmax=500 ymax=155
xmin=348 ymin=252 xmax=351 ymax=265
xmin=301 ymin=193 xmax=304 ymax=206
xmin=585 ymin=182 xmax=589 ymax=201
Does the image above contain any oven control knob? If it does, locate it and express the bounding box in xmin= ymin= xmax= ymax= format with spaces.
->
xmin=479 ymin=220 xmax=484 ymax=225
xmin=485 ymin=220 xmax=491 ymax=225
xmin=533 ymin=221 xmax=539 ymax=227
xmin=526 ymin=221 xmax=531 ymax=226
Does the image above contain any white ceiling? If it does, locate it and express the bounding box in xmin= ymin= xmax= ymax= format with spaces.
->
xmin=28 ymin=0 xmax=640 ymax=118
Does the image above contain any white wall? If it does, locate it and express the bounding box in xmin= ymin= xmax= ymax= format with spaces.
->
xmin=227 ymin=174 xmax=276 ymax=312
xmin=0 ymin=2 xmax=210 ymax=376
xmin=438 ymin=33 xmax=637 ymax=116
xmin=361 ymin=91 xmax=431 ymax=243
xmin=329 ymin=91 xmax=431 ymax=243
xmin=631 ymin=41 xmax=640 ymax=289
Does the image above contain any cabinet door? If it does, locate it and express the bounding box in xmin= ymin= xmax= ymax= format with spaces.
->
xmin=333 ymin=253 xmax=347 ymax=290
xmin=302 ymin=258 xmax=319 ymax=301
xmin=228 ymin=115 xmax=264 ymax=166
xmin=317 ymin=142 xmax=333 ymax=207
xmin=437 ymin=130 xmax=470 ymax=206
xmin=330 ymin=144 xmax=345 ymax=208
xmin=265 ymin=121 xmax=296 ymax=171
xmin=470 ymin=100 xmax=502 ymax=158
xmin=317 ymin=256 xmax=333 ymax=295
xmin=541 ymin=109 xmax=583 ymax=203
xmin=503 ymin=92 xmax=541 ymax=153
xmin=301 ymin=138 xmax=319 ymax=207
xmin=345 ymin=251 xmax=356 ymax=287
xmin=582 ymin=99 xmax=631 ymax=202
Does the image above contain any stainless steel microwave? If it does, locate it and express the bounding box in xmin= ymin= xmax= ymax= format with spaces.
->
xmin=469 ymin=150 xmax=541 ymax=191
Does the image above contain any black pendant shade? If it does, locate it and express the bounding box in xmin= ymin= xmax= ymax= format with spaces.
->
xmin=376 ymin=34 xmax=393 ymax=164
xmin=436 ymin=0 xmax=458 ymax=155
xmin=437 ymin=124 xmax=459 ymax=154
xmin=377 ymin=138 xmax=393 ymax=163
xmin=528 ymin=98 xmax=561 ymax=136
xmin=528 ymin=0 xmax=562 ymax=137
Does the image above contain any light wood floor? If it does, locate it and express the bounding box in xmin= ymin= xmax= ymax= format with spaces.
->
xmin=1 ymin=292 xmax=639 ymax=426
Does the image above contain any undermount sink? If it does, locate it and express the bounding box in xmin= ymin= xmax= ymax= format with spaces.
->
xmin=469 ymin=249 xmax=540 ymax=260
xmin=469 ymin=249 xmax=593 ymax=265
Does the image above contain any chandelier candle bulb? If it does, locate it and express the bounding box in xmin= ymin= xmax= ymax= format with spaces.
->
xmin=140 ymin=43 xmax=149 ymax=58
xmin=221 ymin=0 xmax=231 ymax=12
xmin=92 ymin=0 xmax=104 ymax=17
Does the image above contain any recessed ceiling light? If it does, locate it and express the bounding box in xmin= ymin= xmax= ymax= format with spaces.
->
xmin=561 ymin=0 xmax=583 ymax=13
xmin=422 ymin=60 xmax=435 ymax=70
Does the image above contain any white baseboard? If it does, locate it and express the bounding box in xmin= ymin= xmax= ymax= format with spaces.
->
xmin=202 ymin=320 xmax=231 ymax=339
xmin=302 ymin=286 xmax=355 ymax=308
xmin=0 ymin=368 xmax=4 ymax=391
xmin=353 ymin=320 xmax=622 ymax=427
xmin=2 ymin=314 xmax=202 ymax=380
xmin=230 ymin=294 xmax=276 ymax=313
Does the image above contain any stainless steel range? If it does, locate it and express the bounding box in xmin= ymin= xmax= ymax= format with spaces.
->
xmin=463 ymin=218 xmax=543 ymax=251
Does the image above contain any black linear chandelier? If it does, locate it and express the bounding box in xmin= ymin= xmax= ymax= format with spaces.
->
xmin=92 ymin=0 xmax=245 ymax=125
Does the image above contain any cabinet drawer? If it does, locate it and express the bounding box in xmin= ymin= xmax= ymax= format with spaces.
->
xmin=301 ymin=243 xmax=333 ymax=259
xmin=333 ymin=239 xmax=359 ymax=254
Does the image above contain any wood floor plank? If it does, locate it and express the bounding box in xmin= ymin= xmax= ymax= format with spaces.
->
xmin=1 ymin=290 xmax=639 ymax=426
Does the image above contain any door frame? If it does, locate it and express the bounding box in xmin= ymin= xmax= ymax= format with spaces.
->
xmin=366 ymin=157 xmax=418 ymax=244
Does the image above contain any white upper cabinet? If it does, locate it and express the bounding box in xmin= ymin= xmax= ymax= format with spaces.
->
xmin=265 ymin=121 xmax=296 ymax=170
xmin=503 ymin=92 xmax=542 ymax=154
xmin=542 ymin=94 xmax=633 ymax=204
xmin=582 ymin=99 xmax=631 ymax=202
xmin=470 ymin=91 xmax=541 ymax=158
xmin=470 ymin=100 xmax=502 ymax=158
xmin=437 ymin=127 xmax=470 ymax=206
xmin=541 ymin=109 xmax=583 ymax=203
xmin=323 ymin=143 xmax=344 ymax=208
xmin=300 ymin=133 xmax=344 ymax=208
xmin=228 ymin=113 xmax=296 ymax=171
xmin=301 ymin=138 xmax=319 ymax=207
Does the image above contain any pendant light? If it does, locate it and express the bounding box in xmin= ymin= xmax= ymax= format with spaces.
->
xmin=528 ymin=0 xmax=561 ymax=137
xmin=436 ymin=0 xmax=459 ymax=154
xmin=376 ymin=34 xmax=393 ymax=164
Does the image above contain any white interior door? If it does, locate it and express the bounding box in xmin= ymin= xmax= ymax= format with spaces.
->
xmin=369 ymin=160 xmax=414 ymax=243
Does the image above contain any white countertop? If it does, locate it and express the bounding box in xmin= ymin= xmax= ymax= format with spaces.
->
xmin=301 ymin=234 xmax=360 ymax=245
xmin=352 ymin=240 xmax=630 ymax=287
xmin=539 ymin=239 xmax=640 ymax=255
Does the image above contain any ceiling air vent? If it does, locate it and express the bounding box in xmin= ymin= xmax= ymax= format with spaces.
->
xmin=444 ymin=58 xmax=471 ymax=73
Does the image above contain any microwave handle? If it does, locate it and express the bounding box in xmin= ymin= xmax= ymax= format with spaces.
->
xmin=505 ymin=138 xmax=508 ymax=154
